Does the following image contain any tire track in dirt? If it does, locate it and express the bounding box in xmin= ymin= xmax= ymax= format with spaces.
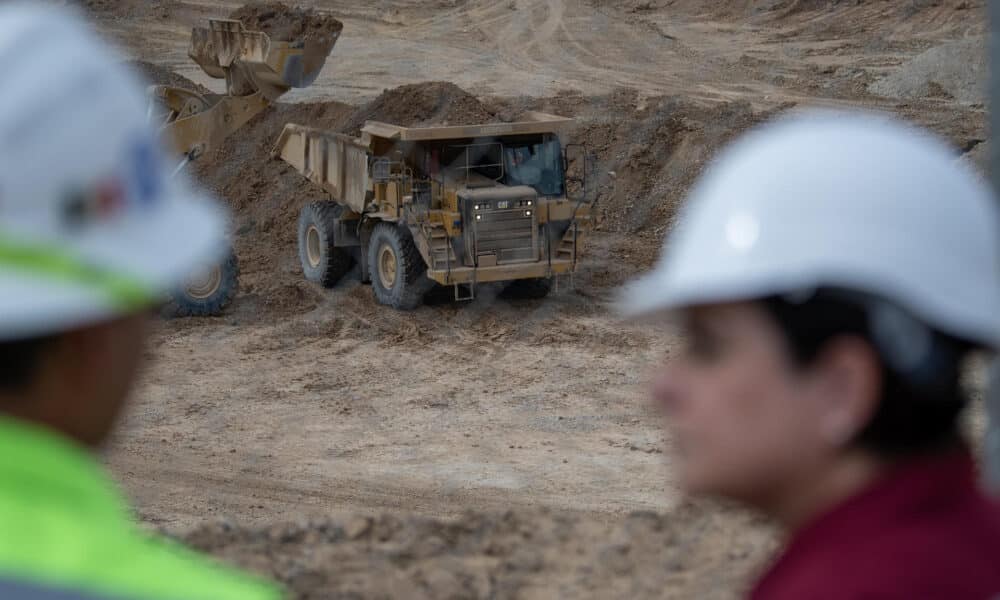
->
xmin=115 ymin=454 xmax=666 ymax=528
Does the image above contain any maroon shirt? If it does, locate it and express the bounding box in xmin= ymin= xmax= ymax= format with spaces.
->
xmin=751 ymin=450 xmax=1000 ymax=600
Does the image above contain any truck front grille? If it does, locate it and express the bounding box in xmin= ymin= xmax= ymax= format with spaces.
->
xmin=474 ymin=207 xmax=537 ymax=263
xmin=461 ymin=195 xmax=539 ymax=266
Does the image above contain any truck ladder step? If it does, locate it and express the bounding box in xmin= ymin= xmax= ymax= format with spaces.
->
xmin=422 ymin=223 xmax=459 ymax=270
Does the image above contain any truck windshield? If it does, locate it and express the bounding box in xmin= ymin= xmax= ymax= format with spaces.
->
xmin=503 ymin=139 xmax=563 ymax=196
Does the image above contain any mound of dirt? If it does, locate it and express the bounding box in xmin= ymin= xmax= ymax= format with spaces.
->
xmin=229 ymin=2 xmax=343 ymax=43
xmin=183 ymin=505 xmax=775 ymax=600
xmin=124 ymin=60 xmax=211 ymax=95
xmin=193 ymin=100 xmax=353 ymax=320
xmin=599 ymin=98 xmax=774 ymax=235
xmin=339 ymin=82 xmax=498 ymax=136
xmin=513 ymin=90 xmax=783 ymax=237
xmin=870 ymin=36 xmax=987 ymax=105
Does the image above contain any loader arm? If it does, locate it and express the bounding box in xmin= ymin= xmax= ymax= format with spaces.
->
xmin=152 ymin=86 xmax=271 ymax=160
xmin=152 ymin=17 xmax=341 ymax=162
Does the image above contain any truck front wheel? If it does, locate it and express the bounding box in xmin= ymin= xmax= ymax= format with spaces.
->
xmin=368 ymin=223 xmax=431 ymax=310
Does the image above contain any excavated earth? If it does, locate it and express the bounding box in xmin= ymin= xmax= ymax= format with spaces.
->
xmin=89 ymin=1 xmax=991 ymax=598
xmin=229 ymin=2 xmax=344 ymax=43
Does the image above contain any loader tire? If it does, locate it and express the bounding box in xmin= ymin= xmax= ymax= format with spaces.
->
xmin=369 ymin=222 xmax=432 ymax=310
xmin=501 ymin=277 xmax=553 ymax=300
xmin=299 ymin=201 xmax=354 ymax=287
xmin=165 ymin=249 xmax=239 ymax=317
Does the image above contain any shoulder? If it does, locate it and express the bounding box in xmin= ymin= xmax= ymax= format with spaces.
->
xmin=120 ymin=534 xmax=283 ymax=600
xmin=0 ymin=512 xmax=280 ymax=600
xmin=753 ymin=499 xmax=1000 ymax=600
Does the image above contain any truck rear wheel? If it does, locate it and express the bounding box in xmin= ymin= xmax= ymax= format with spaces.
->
xmin=502 ymin=277 xmax=553 ymax=300
xmin=299 ymin=201 xmax=354 ymax=287
xmin=368 ymin=222 xmax=431 ymax=310
xmin=165 ymin=249 xmax=239 ymax=317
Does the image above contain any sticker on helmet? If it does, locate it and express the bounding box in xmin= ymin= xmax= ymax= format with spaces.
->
xmin=61 ymin=135 xmax=164 ymax=228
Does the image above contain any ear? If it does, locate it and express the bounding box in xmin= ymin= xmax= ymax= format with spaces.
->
xmin=808 ymin=335 xmax=882 ymax=448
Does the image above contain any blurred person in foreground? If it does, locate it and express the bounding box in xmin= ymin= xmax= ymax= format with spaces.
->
xmin=624 ymin=111 xmax=1000 ymax=599
xmin=0 ymin=6 xmax=279 ymax=600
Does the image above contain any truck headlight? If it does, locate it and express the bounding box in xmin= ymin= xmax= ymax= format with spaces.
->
xmin=525 ymin=210 xmax=532 ymax=216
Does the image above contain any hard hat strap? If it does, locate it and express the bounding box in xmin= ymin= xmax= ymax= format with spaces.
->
xmin=0 ymin=238 xmax=156 ymax=311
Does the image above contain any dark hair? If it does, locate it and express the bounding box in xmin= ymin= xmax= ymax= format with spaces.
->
xmin=0 ymin=335 xmax=57 ymax=392
xmin=760 ymin=288 xmax=972 ymax=457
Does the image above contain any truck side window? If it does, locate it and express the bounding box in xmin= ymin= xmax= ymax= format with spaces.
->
xmin=505 ymin=140 xmax=564 ymax=196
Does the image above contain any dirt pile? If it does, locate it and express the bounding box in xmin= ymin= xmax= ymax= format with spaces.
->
xmin=581 ymin=97 xmax=775 ymax=235
xmin=870 ymin=36 xmax=987 ymax=105
xmin=229 ymin=2 xmax=343 ymax=43
xmin=339 ymin=82 xmax=498 ymax=136
xmin=501 ymin=90 xmax=781 ymax=236
xmin=184 ymin=505 xmax=775 ymax=600
xmin=193 ymin=100 xmax=353 ymax=320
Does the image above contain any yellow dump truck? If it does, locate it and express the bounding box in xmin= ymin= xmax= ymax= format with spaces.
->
xmin=273 ymin=113 xmax=592 ymax=308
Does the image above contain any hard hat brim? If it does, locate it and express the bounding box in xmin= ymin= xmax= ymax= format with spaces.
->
xmin=618 ymin=264 xmax=1000 ymax=351
xmin=0 ymin=191 xmax=227 ymax=341
xmin=617 ymin=268 xmax=750 ymax=320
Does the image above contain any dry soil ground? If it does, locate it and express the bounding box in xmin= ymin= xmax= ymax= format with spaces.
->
xmin=74 ymin=0 xmax=991 ymax=597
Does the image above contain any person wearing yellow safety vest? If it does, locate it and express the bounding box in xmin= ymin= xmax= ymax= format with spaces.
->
xmin=0 ymin=6 xmax=280 ymax=600
xmin=624 ymin=112 xmax=1000 ymax=598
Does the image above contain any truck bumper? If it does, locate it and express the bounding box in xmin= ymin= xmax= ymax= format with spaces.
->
xmin=426 ymin=259 xmax=575 ymax=285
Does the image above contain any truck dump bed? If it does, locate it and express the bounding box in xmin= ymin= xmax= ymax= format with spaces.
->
xmin=272 ymin=112 xmax=573 ymax=213
xmin=272 ymin=124 xmax=371 ymax=214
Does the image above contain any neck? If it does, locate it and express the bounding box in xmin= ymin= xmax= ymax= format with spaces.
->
xmin=762 ymin=450 xmax=891 ymax=532
xmin=0 ymin=390 xmax=105 ymax=449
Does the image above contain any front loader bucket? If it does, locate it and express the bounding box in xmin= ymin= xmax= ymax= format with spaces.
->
xmin=189 ymin=18 xmax=340 ymax=100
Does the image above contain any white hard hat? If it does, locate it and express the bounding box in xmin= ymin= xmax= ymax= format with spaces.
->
xmin=623 ymin=110 xmax=1000 ymax=350
xmin=0 ymin=5 xmax=227 ymax=341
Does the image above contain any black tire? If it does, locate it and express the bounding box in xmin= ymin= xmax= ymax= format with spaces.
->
xmin=164 ymin=250 xmax=239 ymax=317
xmin=368 ymin=222 xmax=432 ymax=310
xmin=501 ymin=277 xmax=553 ymax=300
xmin=298 ymin=201 xmax=354 ymax=287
